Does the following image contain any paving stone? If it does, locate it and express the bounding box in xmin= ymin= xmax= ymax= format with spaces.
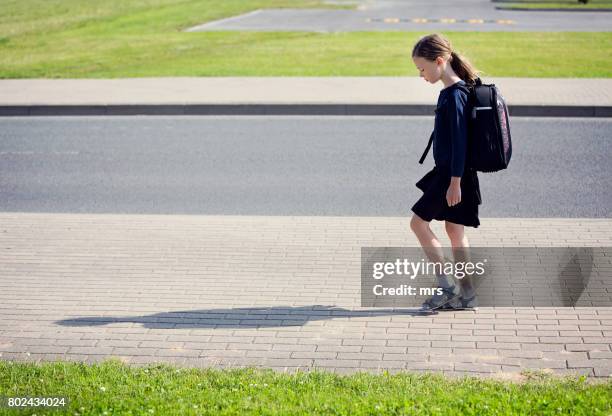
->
xmin=357 ymin=360 xmax=406 ymax=369
xmin=313 ymin=359 xmax=360 ymax=368
xmin=454 ymin=363 xmax=503 ymax=373
xmin=405 ymin=362 xmax=454 ymax=371
xmin=518 ymin=359 xmax=567 ymax=369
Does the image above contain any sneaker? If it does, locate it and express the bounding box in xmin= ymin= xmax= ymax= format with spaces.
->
xmin=421 ymin=285 xmax=461 ymax=311
xmin=460 ymin=294 xmax=478 ymax=308
xmin=440 ymin=294 xmax=479 ymax=310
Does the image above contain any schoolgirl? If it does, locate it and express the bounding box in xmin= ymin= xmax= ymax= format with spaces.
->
xmin=410 ymin=33 xmax=481 ymax=311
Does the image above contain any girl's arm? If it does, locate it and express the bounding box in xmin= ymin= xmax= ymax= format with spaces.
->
xmin=449 ymin=90 xmax=469 ymax=178
xmin=447 ymin=90 xmax=469 ymax=206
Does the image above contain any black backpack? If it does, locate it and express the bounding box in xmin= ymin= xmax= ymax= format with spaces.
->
xmin=419 ymin=78 xmax=512 ymax=173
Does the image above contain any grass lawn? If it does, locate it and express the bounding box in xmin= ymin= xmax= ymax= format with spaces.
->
xmin=0 ymin=0 xmax=611 ymax=78
xmin=1 ymin=359 xmax=611 ymax=415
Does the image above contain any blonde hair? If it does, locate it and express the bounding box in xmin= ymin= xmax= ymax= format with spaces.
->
xmin=412 ymin=33 xmax=481 ymax=85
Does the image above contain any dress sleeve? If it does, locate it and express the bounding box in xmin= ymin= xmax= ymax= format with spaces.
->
xmin=449 ymin=89 xmax=469 ymax=177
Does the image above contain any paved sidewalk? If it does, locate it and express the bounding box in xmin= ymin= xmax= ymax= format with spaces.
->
xmin=1 ymin=77 xmax=611 ymax=117
xmin=1 ymin=213 xmax=611 ymax=380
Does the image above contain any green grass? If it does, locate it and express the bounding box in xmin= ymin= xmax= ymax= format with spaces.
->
xmin=0 ymin=0 xmax=355 ymax=38
xmin=1 ymin=359 xmax=611 ymax=415
xmin=0 ymin=1 xmax=611 ymax=78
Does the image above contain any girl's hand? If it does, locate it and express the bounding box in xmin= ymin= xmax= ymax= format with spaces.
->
xmin=446 ymin=180 xmax=462 ymax=207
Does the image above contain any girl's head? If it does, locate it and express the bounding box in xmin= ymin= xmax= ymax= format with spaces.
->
xmin=412 ymin=33 xmax=480 ymax=86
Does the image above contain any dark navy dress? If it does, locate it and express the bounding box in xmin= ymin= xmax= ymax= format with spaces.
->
xmin=411 ymin=80 xmax=482 ymax=228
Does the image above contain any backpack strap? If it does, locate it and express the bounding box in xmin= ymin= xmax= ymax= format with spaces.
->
xmin=418 ymin=79 xmax=477 ymax=165
xmin=456 ymin=82 xmax=473 ymax=98
xmin=418 ymin=130 xmax=434 ymax=164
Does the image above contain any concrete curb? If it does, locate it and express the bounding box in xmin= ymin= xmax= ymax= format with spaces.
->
xmin=1 ymin=104 xmax=611 ymax=117
xmin=495 ymin=6 xmax=612 ymax=11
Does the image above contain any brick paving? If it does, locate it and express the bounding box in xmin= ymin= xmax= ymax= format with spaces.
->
xmin=0 ymin=213 xmax=611 ymax=379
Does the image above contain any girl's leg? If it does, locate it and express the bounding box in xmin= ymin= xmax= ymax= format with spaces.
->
xmin=410 ymin=214 xmax=456 ymax=293
xmin=445 ymin=221 xmax=476 ymax=299
xmin=410 ymin=213 xmax=445 ymax=264
xmin=444 ymin=220 xmax=469 ymax=250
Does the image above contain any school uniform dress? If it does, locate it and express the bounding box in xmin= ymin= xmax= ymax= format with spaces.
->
xmin=411 ymin=80 xmax=482 ymax=228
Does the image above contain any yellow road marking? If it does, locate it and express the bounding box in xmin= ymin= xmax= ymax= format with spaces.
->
xmin=365 ymin=17 xmax=515 ymax=25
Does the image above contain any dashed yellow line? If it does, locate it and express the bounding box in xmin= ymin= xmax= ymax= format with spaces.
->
xmin=367 ymin=17 xmax=515 ymax=25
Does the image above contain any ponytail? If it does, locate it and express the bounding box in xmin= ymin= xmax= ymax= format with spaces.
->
xmin=449 ymin=50 xmax=480 ymax=86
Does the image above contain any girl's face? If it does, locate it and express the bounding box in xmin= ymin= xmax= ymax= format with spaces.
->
xmin=412 ymin=56 xmax=443 ymax=84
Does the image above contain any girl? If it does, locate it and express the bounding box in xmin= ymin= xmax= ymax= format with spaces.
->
xmin=410 ymin=33 xmax=481 ymax=311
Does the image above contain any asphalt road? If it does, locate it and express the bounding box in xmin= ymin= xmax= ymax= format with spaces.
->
xmin=0 ymin=116 xmax=610 ymax=218
xmin=186 ymin=0 xmax=612 ymax=32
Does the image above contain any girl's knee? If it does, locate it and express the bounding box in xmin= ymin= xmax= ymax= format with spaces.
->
xmin=410 ymin=214 xmax=429 ymax=232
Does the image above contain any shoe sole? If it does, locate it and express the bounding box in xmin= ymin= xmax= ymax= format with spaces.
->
xmin=421 ymin=293 xmax=462 ymax=311
xmin=438 ymin=306 xmax=478 ymax=311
